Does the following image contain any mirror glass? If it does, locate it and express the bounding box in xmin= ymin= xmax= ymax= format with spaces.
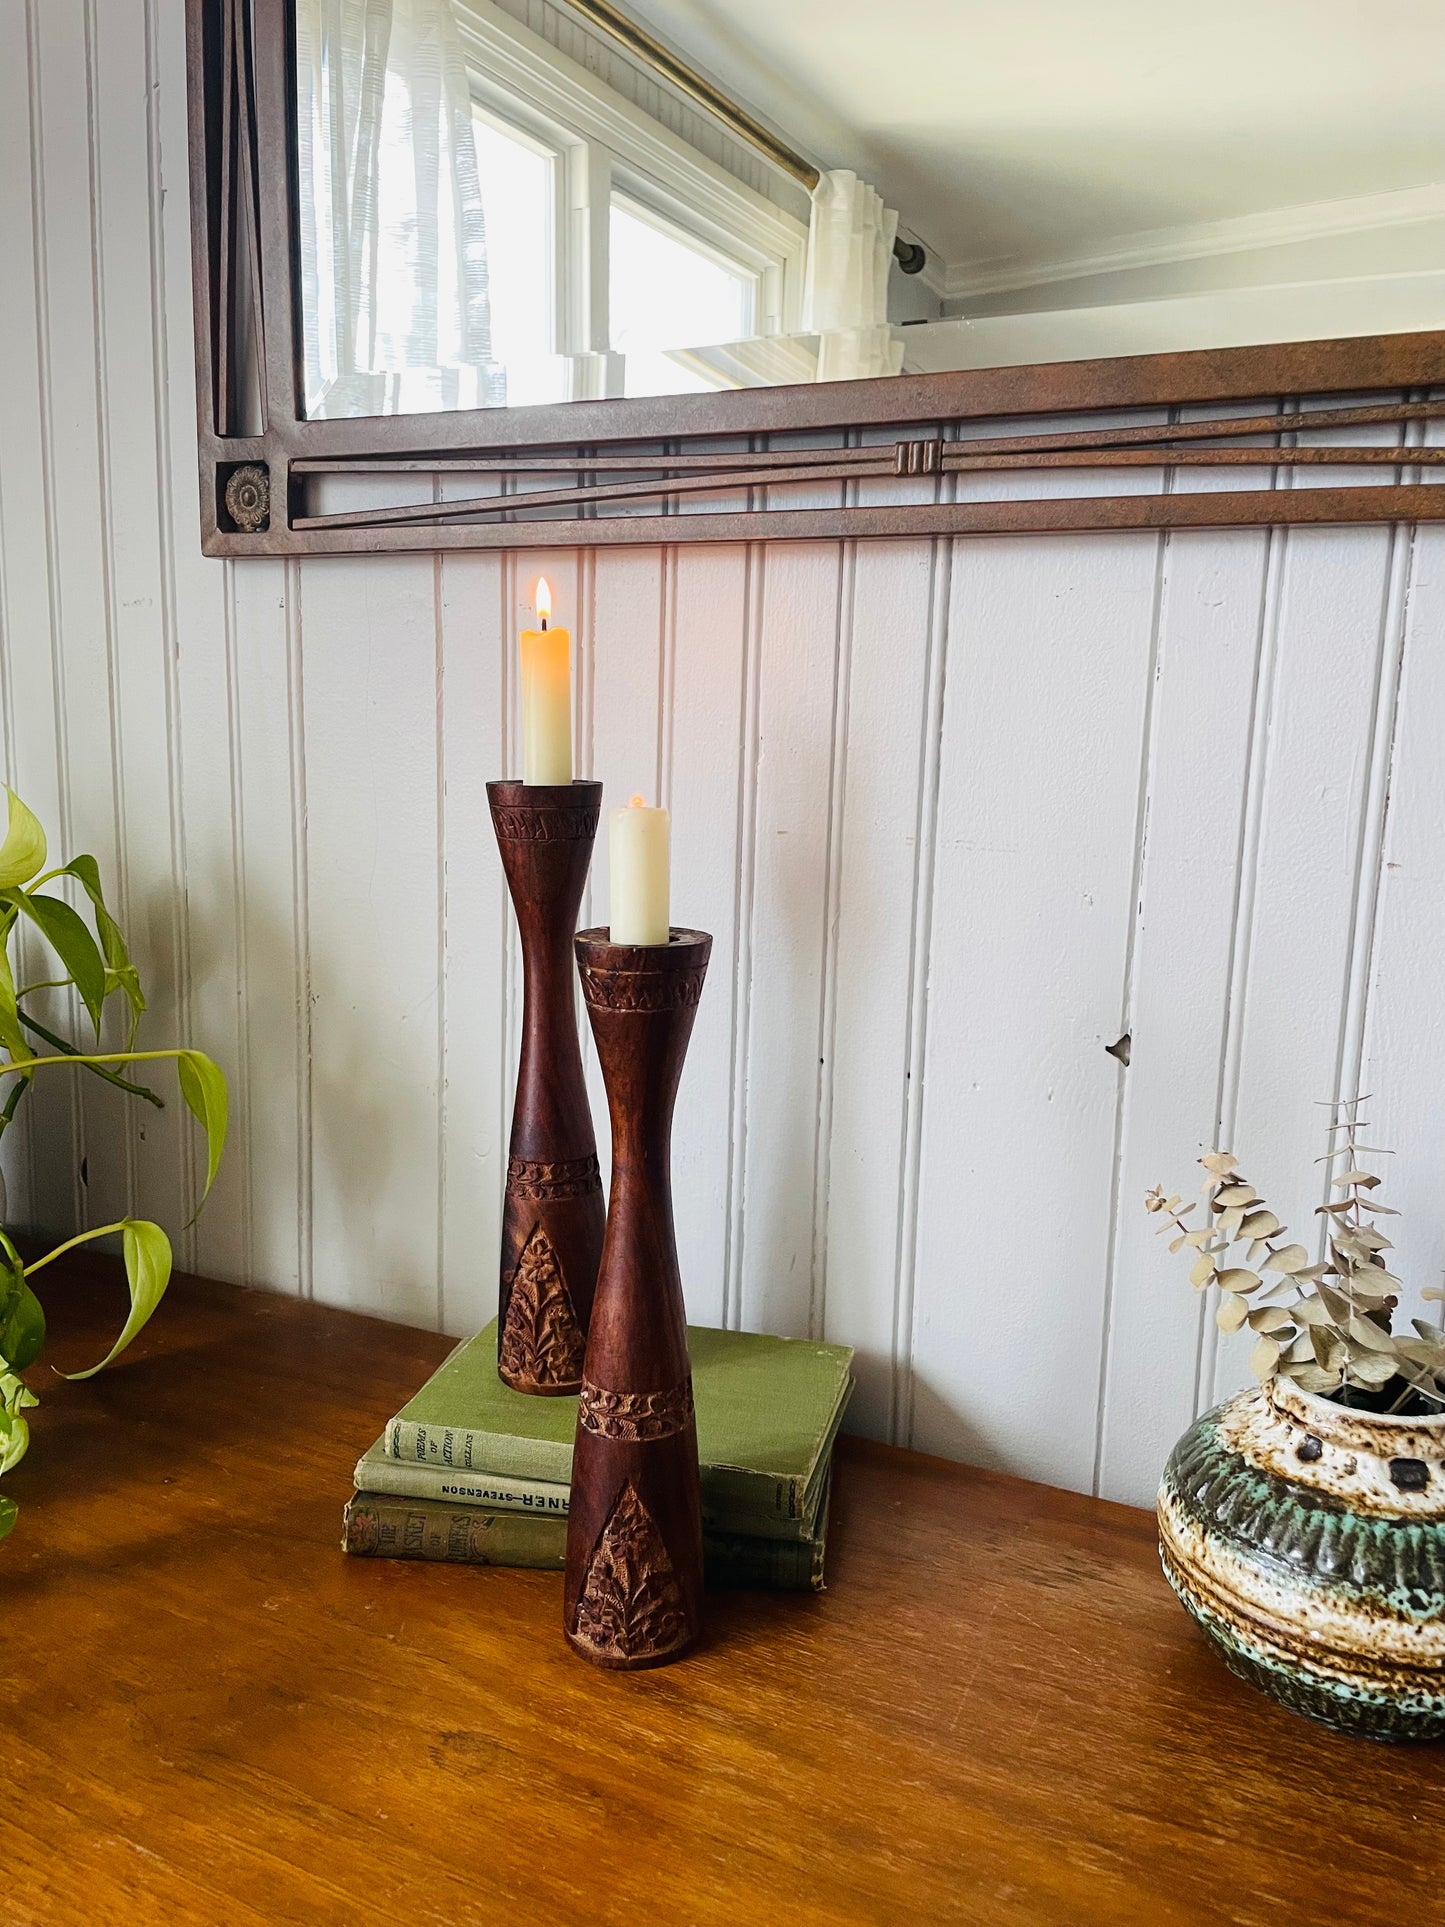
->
xmin=293 ymin=0 xmax=1445 ymax=421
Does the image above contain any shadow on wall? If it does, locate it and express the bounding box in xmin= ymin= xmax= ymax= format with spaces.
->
xmin=308 ymin=932 xmax=445 ymax=1327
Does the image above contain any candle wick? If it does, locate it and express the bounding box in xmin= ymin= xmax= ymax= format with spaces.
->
xmin=540 ymin=615 xmax=548 ymax=631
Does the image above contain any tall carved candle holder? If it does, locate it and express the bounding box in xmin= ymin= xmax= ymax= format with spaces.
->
xmin=564 ymin=928 xmax=711 ymax=1669
xmin=487 ymin=781 xmax=606 ymax=1395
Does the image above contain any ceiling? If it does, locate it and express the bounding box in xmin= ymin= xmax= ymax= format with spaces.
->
xmin=629 ymin=0 xmax=1445 ymax=290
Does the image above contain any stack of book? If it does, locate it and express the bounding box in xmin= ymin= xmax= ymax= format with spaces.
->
xmin=344 ymin=1320 xmax=854 ymax=1591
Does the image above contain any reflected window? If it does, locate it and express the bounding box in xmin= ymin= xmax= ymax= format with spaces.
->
xmin=472 ymin=111 xmax=563 ymax=408
xmin=295 ymin=0 xmax=808 ymax=419
xmin=609 ymin=198 xmax=755 ymax=397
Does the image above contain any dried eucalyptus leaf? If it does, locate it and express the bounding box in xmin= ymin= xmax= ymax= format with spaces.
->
xmin=1262 ymin=1244 xmax=1311 ymax=1274
xmin=1422 ymin=1287 xmax=1445 ymax=1304
xmin=1239 ymin=1210 xmax=1281 ymax=1240
xmin=1311 ymin=1326 xmax=1346 ymax=1369
xmin=1215 ymin=1185 xmax=1258 ymax=1210
xmin=1349 ymin=1352 xmax=1397 ymax=1388
xmin=1189 ymin=1252 xmax=1216 ymax=1288
xmin=1200 ymin=1153 xmax=1238 ymax=1177
xmin=1289 ymin=1363 xmax=1343 ymax=1395
xmin=1248 ymin=1305 xmax=1292 ymax=1333
xmin=1216 ymin=1294 xmax=1248 ymax=1334
xmin=1347 ymin=1316 xmax=1396 ymax=1354
xmin=1219 ymin=1207 xmax=1247 ymax=1239
xmin=1215 ymin=1268 xmax=1262 ymax=1295
xmin=1183 ymin=1228 xmax=1213 ymax=1248
xmin=1249 ymin=1336 xmax=1281 ymax=1381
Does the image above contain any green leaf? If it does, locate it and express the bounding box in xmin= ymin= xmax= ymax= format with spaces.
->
xmin=0 ymin=1407 xmax=29 ymax=1475
xmin=177 ymin=1051 xmax=228 ymax=1205
xmin=0 ymin=790 xmax=47 ymax=889
xmin=60 ymin=1220 xmax=172 ymax=1381
xmin=0 ymin=935 xmax=33 ymax=1068
xmin=59 ymin=856 xmax=145 ymax=1041
xmin=0 ymin=1494 xmax=17 ymax=1543
xmin=7 ymin=891 xmax=106 ymax=1036
xmin=0 ymin=1275 xmax=45 ymax=1371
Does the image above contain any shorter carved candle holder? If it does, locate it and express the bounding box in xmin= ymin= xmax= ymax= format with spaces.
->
xmin=564 ymin=928 xmax=711 ymax=1670
xmin=488 ymin=781 xmax=607 ymax=1396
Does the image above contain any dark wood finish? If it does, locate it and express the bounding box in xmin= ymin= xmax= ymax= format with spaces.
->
xmin=565 ymin=929 xmax=711 ymax=1668
xmin=185 ymin=0 xmax=1445 ymax=557
xmin=4 ymin=1258 xmax=1442 ymax=1925
xmin=488 ymin=780 xmax=605 ymax=1395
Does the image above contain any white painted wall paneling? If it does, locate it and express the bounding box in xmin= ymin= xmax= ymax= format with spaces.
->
xmin=0 ymin=0 xmax=1440 ymax=1514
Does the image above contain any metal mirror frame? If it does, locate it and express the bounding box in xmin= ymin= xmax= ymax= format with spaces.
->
xmin=187 ymin=0 xmax=1445 ymax=558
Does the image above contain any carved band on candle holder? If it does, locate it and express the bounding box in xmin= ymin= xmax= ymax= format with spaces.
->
xmin=564 ymin=928 xmax=711 ymax=1670
xmin=487 ymin=781 xmax=606 ymax=1396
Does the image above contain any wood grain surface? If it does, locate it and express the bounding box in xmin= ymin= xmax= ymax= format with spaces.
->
xmin=2 ymin=1258 xmax=1441 ymax=1926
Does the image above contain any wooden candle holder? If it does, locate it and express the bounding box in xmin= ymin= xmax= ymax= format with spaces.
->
xmin=564 ymin=928 xmax=712 ymax=1670
xmin=487 ymin=781 xmax=606 ymax=1396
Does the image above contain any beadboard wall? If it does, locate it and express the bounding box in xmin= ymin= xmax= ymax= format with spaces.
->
xmin=2 ymin=0 xmax=1443 ymax=1508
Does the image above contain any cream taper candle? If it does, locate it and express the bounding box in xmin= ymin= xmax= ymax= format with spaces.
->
xmin=609 ymin=794 xmax=670 ymax=945
xmin=520 ymin=578 xmax=572 ymax=785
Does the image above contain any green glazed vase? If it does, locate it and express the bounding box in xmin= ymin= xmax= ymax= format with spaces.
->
xmin=1158 ymin=1375 xmax=1445 ymax=1740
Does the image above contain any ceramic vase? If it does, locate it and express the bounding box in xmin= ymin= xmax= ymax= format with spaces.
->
xmin=1159 ymin=1374 xmax=1445 ymax=1740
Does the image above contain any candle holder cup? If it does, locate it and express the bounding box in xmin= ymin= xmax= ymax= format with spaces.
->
xmin=488 ymin=781 xmax=606 ymax=1396
xmin=564 ymin=928 xmax=711 ymax=1670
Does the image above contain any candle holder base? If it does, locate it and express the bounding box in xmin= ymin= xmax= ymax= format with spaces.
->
xmin=488 ymin=781 xmax=606 ymax=1397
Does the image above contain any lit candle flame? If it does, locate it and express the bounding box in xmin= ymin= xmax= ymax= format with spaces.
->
xmin=630 ymin=793 xmax=646 ymax=808
xmin=535 ymin=577 xmax=552 ymax=630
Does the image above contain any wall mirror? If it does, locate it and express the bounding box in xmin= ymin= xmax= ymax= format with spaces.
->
xmin=187 ymin=0 xmax=1445 ymax=555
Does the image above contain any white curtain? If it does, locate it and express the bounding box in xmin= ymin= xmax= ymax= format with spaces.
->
xmin=295 ymin=0 xmax=505 ymax=418
xmin=802 ymin=170 xmax=904 ymax=383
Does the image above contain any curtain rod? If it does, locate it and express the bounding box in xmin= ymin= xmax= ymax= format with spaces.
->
xmin=555 ymin=0 xmax=927 ymax=274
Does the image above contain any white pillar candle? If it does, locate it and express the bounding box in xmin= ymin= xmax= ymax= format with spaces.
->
xmin=519 ymin=577 xmax=572 ymax=785
xmin=609 ymin=795 xmax=670 ymax=945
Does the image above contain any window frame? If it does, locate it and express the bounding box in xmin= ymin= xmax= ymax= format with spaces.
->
xmin=455 ymin=0 xmax=808 ymax=385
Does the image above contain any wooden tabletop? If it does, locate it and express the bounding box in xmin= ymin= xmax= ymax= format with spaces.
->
xmin=2 ymin=1262 xmax=1441 ymax=1927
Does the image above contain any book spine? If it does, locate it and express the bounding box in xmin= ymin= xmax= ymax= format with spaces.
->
xmin=385 ymin=1419 xmax=813 ymax=1530
xmin=368 ymin=1457 xmax=816 ymax=1542
xmin=343 ymin=1494 xmax=566 ymax=1568
xmin=386 ymin=1420 xmax=573 ymax=1485
xmin=344 ymin=1494 xmax=824 ymax=1592
xmin=705 ymin=1529 xmax=825 ymax=1594
xmin=356 ymin=1457 xmax=570 ymax=1517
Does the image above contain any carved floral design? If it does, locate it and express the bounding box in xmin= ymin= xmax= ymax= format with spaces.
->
xmin=571 ymin=1482 xmax=688 ymax=1663
xmin=579 ymin=1377 xmax=694 ymax=1442
xmin=224 ymin=463 xmax=270 ymax=533
xmin=578 ymin=967 xmax=706 ymax=1013
xmin=489 ymin=804 xmax=600 ymax=843
xmin=506 ymin=1153 xmax=601 ymax=1202
xmin=499 ymin=1223 xmax=585 ymax=1388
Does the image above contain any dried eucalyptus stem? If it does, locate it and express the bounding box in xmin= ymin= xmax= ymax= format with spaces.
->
xmin=1146 ymin=1101 xmax=1445 ymax=1411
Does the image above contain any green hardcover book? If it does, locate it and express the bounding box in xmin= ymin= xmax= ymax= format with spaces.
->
xmin=384 ymin=1320 xmax=853 ymax=1535
xmin=352 ymin=1434 xmax=832 ymax=1542
xmin=343 ymin=1473 xmax=832 ymax=1592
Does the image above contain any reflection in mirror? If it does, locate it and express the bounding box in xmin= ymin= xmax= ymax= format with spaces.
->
xmin=294 ymin=0 xmax=904 ymax=419
xmin=294 ymin=0 xmax=1445 ymax=422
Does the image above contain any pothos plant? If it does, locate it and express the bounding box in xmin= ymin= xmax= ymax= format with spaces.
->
xmin=0 ymin=787 xmax=227 ymax=1544
xmin=1147 ymin=1103 xmax=1445 ymax=1414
